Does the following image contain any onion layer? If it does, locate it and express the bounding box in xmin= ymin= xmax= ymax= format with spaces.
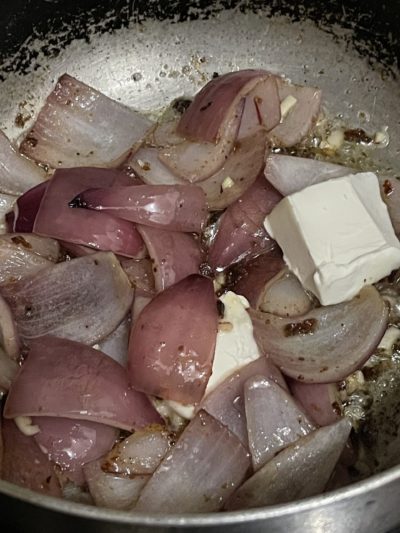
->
xmin=250 ymin=286 xmax=388 ymax=383
xmin=34 ymin=168 xmax=145 ymax=258
xmin=33 ymin=417 xmax=118 ymax=485
xmin=289 ymin=380 xmax=341 ymax=426
xmin=102 ymin=425 xmax=172 ymax=476
xmin=73 ymin=184 xmax=208 ymax=233
xmin=19 ymin=74 xmax=152 ymax=168
xmin=135 ymin=411 xmax=250 ymax=513
xmin=226 ymin=418 xmax=351 ymax=510
xmin=137 ymin=225 xmax=202 ymax=292
xmin=128 ymin=275 xmax=218 ymax=404
xmin=201 ymin=357 xmax=287 ymax=445
xmin=208 ymin=175 xmax=281 ymax=270
xmin=244 ymin=375 xmax=314 ymax=470
xmin=84 ymin=460 xmax=149 ymax=510
xmin=4 ymin=335 xmax=162 ymax=431
xmin=265 ymin=154 xmax=350 ymax=196
xmin=0 ymin=131 xmax=47 ymax=195
xmin=1 ymin=417 xmax=61 ymax=497
xmin=1 ymin=252 xmax=133 ymax=345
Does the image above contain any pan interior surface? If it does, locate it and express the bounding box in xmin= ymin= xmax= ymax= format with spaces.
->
xmin=0 ymin=0 xmax=400 ymax=529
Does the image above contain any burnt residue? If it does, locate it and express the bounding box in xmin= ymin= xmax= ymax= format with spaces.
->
xmin=344 ymin=128 xmax=374 ymax=144
xmin=284 ymin=317 xmax=317 ymax=336
xmin=0 ymin=0 xmax=399 ymax=81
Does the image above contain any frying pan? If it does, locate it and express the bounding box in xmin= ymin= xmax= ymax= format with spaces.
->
xmin=0 ymin=1 xmax=400 ymax=531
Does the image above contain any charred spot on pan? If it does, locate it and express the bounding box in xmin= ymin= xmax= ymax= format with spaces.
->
xmin=344 ymin=128 xmax=373 ymax=144
xmin=284 ymin=318 xmax=317 ymax=336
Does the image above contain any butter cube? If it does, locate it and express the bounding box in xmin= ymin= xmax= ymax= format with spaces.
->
xmin=264 ymin=172 xmax=400 ymax=305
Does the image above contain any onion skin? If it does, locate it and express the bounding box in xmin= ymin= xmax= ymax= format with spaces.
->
xmin=73 ymin=184 xmax=208 ymax=233
xmin=128 ymin=275 xmax=218 ymax=404
xmin=250 ymin=286 xmax=388 ymax=383
xmin=34 ymin=167 xmax=145 ymax=258
xmin=1 ymin=252 xmax=133 ymax=345
xmin=135 ymin=410 xmax=251 ymax=513
xmin=19 ymin=73 xmax=152 ymax=169
xmin=4 ymin=335 xmax=163 ymax=431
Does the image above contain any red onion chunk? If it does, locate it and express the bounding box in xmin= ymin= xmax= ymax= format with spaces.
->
xmin=76 ymin=184 xmax=208 ymax=233
xmin=0 ymin=294 xmax=20 ymax=359
xmin=34 ymin=168 xmax=144 ymax=258
xmin=19 ymin=74 xmax=152 ymax=168
xmin=238 ymin=77 xmax=281 ymax=138
xmin=201 ymin=357 xmax=287 ymax=445
xmin=33 ymin=417 xmax=118 ymax=484
xmin=198 ymin=130 xmax=269 ymax=210
xmin=268 ymin=79 xmax=322 ymax=147
xmin=127 ymin=146 xmax=184 ymax=186
xmin=0 ymin=347 xmax=18 ymax=391
xmin=208 ymin=175 xmax=281 ymax=270
xmin=9 ymin=181 xmax=48 ymax=233
xmin=177 ymin=69 xmax=270 ymax=143
xmin=0 ymin=194 xmax=16 ymax=233
xmin=95 ymin=316 xmax=131 ymax=367
xmin=102 ymin=425 xmax=172 ymax=476
xmin=128 ymin=275 xmax=218 ymax=404
xmin=84 ymin=461 xmax=149 ymax=510
xmin=379 ymin=176 xmax=400 ymax=236
xmin=4 ymin=336 xmax=162 ymax=431
xmin=0 ymin=131 xmax=47 ymax=195
xmin=0 ymin=236 xmax=54 ymax=285
xmin=265 ymin=154 xmax=350 ymax=196
xmin=1 ymin=252 xmax=133 ymax=345
xmin=289 ymin=380 xmax=341 ymax=426
xmin=159 ymin=102 xmax=243 ymax=183
xmin=120 ymin=258 xmax=155 ymax=295
xmin=250 ymin=286 xmax=388 ymax=383
xmin=135 ymin=410 xmax=250 ymax=513
xmin=233 ymin=253 xmax=285 ymax=309
xmin=244 ymin=375 xmax=314 ymax=470
xmin=258 ymin=269 xmax=314 ymax=317
xmin=1 ymin=417 xmax=61 ymax=497
xmin=226 ymin=418 xmax=351 ymax=510
xmin=137 ymin=225 xmax=202 ymax=292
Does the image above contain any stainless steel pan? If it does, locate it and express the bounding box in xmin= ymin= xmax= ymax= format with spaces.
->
xmin=1 ymin=1 xmax=400 ymax=531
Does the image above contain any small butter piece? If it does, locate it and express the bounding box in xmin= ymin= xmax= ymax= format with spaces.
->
xmin=264 ymin=172 xmax=400 ymax=305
